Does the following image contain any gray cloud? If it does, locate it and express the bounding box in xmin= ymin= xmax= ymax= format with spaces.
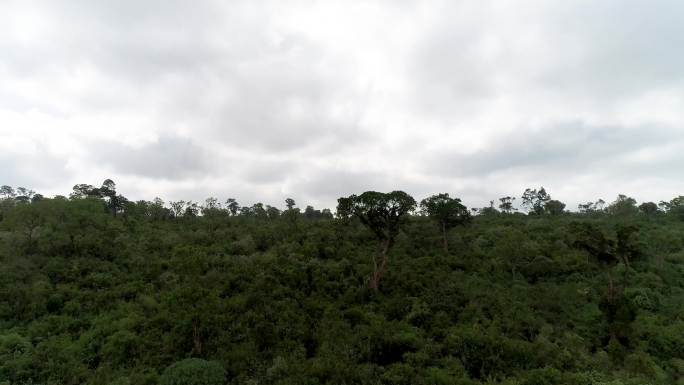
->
xmin=2 ymin=0 xmax=684 ymax=211
xmin=427 ymin=122 xmax=682 ymax=178
xmin=92 ymin=135 xmax=211 ymax=180
xmin=0 ymin=142 xmax=71 ymax=191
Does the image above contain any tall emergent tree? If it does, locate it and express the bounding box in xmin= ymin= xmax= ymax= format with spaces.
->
xmin=521 ymin=187 xmax=551 ymax=215
xmin=0 ymin=185 xmax=15 ymax=199
xmin=225 ymin=198 xmax=239 ymax=216
xmin=337 ymin=191 xmax=416 ymax=290
xmin=420 ymin=193 xmax=471 ymax=253
xmin=544 ymin=200 xmax=566 ymax=215
xmin=285 ymin=198 xmax=296 ymax=210
xmin=498 ymin=196 xmax=516 ymax=213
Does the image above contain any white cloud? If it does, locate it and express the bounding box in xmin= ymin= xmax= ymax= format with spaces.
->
xmin=1 ymin=0 xmax=684 ymax=210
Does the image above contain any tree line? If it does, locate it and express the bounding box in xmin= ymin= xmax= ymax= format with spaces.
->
xmin=1 ymin=179 xmax=684 ymax=384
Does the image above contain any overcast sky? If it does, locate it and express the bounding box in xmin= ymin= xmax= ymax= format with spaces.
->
xmin=2 ymin=0 xmax=684 ymax=211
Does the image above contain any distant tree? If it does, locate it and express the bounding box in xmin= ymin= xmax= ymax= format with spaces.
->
xmin=5 ymin=203 xmax=45 ymax=252
xmin=99 ymin=179 xmax=123 ymax=216
xmin=239 ymin=206 xmax=251 ymax=216
xmin=0 ymin=185 xmax=15 ymax=199
xmin=170 ymin=200 xmax=186 ymax=218
xmin=282 ymin=199 xmax=300 ymax=224
xmin=148 ymin=197 xmax=171 ymax=220
xmin=615 ymin=224 xmax=640 ymax=284
xmin=285 ymin=198 xmax=296 ymax=210
xmin=304 ymin=205 xmax=317 ymax=219
xmin=419 ymin=193 xmax=471 ymax=253
xmin=570 ymin=221 xmax=641 ymax=293
xmin=337 ymin=191 xmax=416 ymax=290
xmin=266 ymin=205 xmax=281 ymax=219
xmin=31 ymin=193 xmax=44 ymax=203
xmin=204 ymin=197 xmax=220 ymax=210
xmin=544 ymin=199 xmax=566 ymax=215
xmin=595 ymin=199 xmax=606 ymax=211
xmin=200 ymin=198 xmax=226 ymax=233
xmin=659 ymin=196 xmax=684 ymax=221
xmin=638 ymin=202 xmax=659 ymax=216
xmin=578 ymin=202 xmax=592 ymax=213
xmin=578 ymin=199 xmax=606 ymax=214
xmin=521 ymin=187 xmax=551 ymax=215
xmin=184 ymin=201 xmax=199 ymax=217
xmin=498 ymin=196 xmax=517 ymax=214
xmin=100 ymin=179 xmax=115 ymax=197
xmin=571 ymin=222 xmax=641 ymax=352
xmin=14 ymin=187 xmax=35 ymax=204
xmin=570 ymin=222 xmax=618 ymax=295
xmin=321 ymin=208 xmax=333 ymax=219
xmin=472 ymin=200 xmax=499 ymax=216
xmin=251 ymin=203 xmax=268 ymax=219
xmin=607 ymin=195 xmax=638 ymax=216
xmin=70 ymin=184 xmax=98 ymax=199
xmin=225 ymin=198 xmax=239 ymax=216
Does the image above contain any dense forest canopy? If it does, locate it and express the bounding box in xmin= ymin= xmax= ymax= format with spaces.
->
xmin=1 ymin=180 xmax=684 ymax=384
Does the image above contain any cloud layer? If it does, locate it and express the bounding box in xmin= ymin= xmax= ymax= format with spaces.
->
xmin=2 ymin=0 xmax=684 ymax=210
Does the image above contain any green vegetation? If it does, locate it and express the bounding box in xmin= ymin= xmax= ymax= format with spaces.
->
xmin=1 ymin=181 xmax=684 ymax=384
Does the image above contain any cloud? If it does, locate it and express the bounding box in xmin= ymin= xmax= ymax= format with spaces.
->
xmin=92 ymin=135 xmax=212 ymax=180
xmin=426 ymin=122 xmax=682 ymax=178
xmin=1 ymin=0 xmax=684 ymax=211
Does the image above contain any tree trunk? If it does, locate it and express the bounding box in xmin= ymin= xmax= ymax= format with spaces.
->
xmin=442 ymin=221 xmax=449 ymax=254
xmin=369 ymin=239 xmax=391 ymax=291
xmin=192 ymin=320 xmax=202 ymax=355
xmin=607 ymin=270 xmax=615 ymax=302
xmin=622 ymin=256 xmax=631 ymax=286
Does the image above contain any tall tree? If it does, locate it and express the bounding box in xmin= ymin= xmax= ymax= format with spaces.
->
xmin=638 ymin=202 xmax=659 ymax=216
xmin=304 ymin=205 xmax=318 ymax=219
xmin=521 ymin=187 xmax=551 ymax=215
xmin=615 ymin=224 xmax=640 ymax=284
xmin=498 ymin=196 xmax=517 ymax=214
xmin=578 ymin=199 xmax=606 ymax=214
xmin=266 ymin=205 xmax=281 ymax=219
xmin=70 ymin=184 xmax=97 ymax=199
xmin=0 ymin=185 xmax=15 ymax=199
xmin=544 ymin=199 xmax=566 ymax=215
xmin=285 ymin=198 xmax=296 ymax=210
xmin=225 ymin=198 xmax=239 ymax=216
xmin=204 ymin=197 xmax=220 ymax=211
xmin=250 ymin=203 xmax=267 ymax=219
xmin=184 ymin=201 xmax=199 ymax=217
xmin=170 ymin=200 xmax=186 ymax=218
xmin=607 ymin=194 xmax=638 ymax=216
xmin=337 ymin=191 xmax=416 ymax=290
xmin=659 ymin=196 xmax=684 ymax=221
xmin=100 ymin=179 xmax=121 ymax=216
xmin=419 ymin=193 xmax=471 ymax=253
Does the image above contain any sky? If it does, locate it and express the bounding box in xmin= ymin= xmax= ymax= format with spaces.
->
xmin=2 ymin=0 xmax=684 ymax=211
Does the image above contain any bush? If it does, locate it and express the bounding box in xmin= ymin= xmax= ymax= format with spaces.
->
xmin=160 ymin=358 xmax=226 ymax=385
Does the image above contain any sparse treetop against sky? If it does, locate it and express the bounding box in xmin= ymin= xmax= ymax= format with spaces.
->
xmin=2 ymin=1 xmax=684 ymax=210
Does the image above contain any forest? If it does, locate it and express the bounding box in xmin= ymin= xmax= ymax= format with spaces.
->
xmin=1 ymin=180 xmax=684 ymax=385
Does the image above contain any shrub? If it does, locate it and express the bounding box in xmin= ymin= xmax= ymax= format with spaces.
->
xmin=160 ymin=358 xmax=225 ymax=385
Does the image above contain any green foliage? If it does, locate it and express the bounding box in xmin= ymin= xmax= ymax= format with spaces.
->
xmin=160 ymin=358 xmax=225 ymax=385
xmin=607 ymin=195 xmax=638 ymax=217
xmin=521 ymin=187 xmax=551 ymax=215
xmin=545 ymin=200 xmax=566 ymax=215
xmin=420 ymin=193 xmax=471 ymax=228
xmin=1 ymin=185 xmax=684 ymax=384
xmin=420 ymin=193 xmax=471 ymax=253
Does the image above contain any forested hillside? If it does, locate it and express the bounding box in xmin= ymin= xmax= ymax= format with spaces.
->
xmin=1 ymin=181 xmax=684 ymax=385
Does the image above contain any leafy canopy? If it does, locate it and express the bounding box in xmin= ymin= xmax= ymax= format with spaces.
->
xmin=419 ymin=193 xmax=471 ymax=229
xmin=337 ymin=190 xmax=416 ymax=242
